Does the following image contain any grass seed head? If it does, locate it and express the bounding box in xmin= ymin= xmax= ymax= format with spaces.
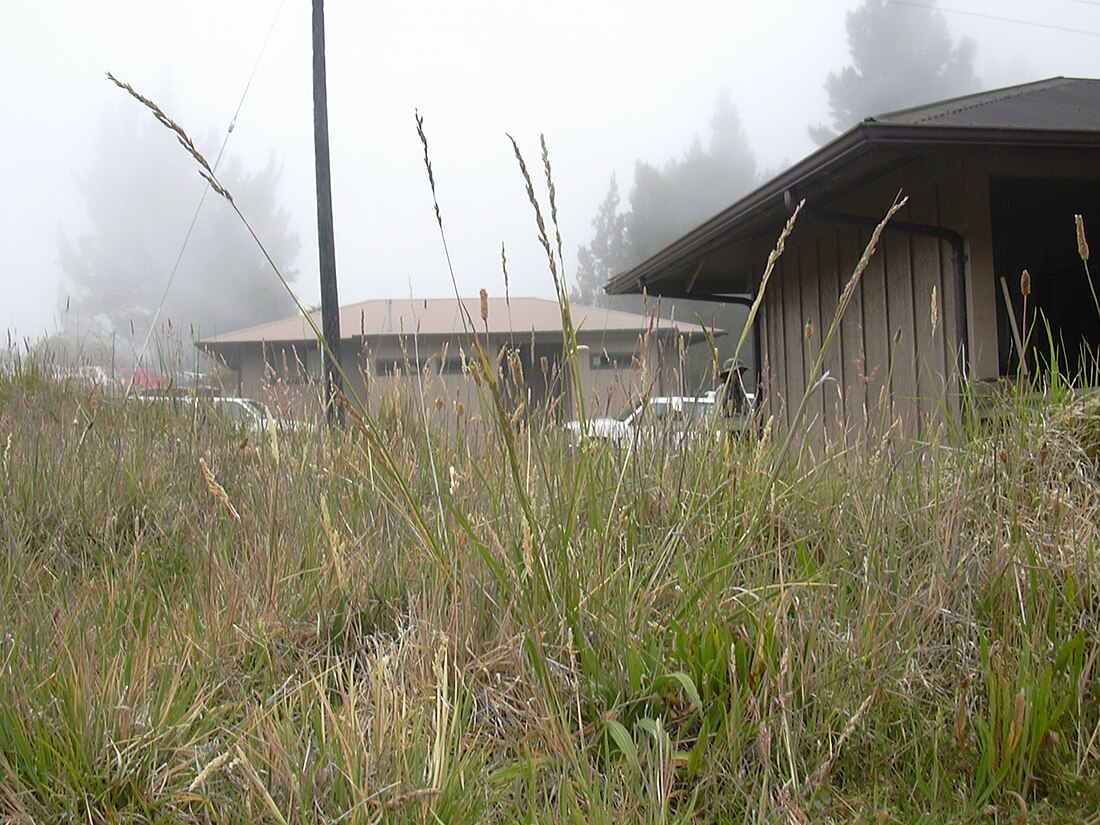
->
xmin=930 ymin=285 xmax=939 ymax=335
xmin=1007 ymin=688 xmax=1026 ymax=755
xmin=1076 ymin=214 xmax=1089 ymax=262
xmin=1020 ymin=269 xmax=1032 ymax=298
xmin=521 ymin=518 xmax=534 ymax=581
xmin=188 ymin=749 xmax=234 ymax=793
xmin=508 ymin=351 xmax=524 ymax=387
xmin=199 ymin=457 xmax=240 ymax=523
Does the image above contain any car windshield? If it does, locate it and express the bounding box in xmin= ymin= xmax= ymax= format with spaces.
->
xmin=686 ymin=400 xmax=716 ymax=421
xmin=619 ymin=400 xmax=669 ymax=424
xmin=204 ymin=399 xmax=262 ymax=426
xmin=619 ymin=399 xmax=717 ymax=424
xmin=617 ymin=403 xmax=641 ymax=422
xmin=238 ymin=398 xmax=269 ymax=421
xmin=222 ymin=401 xmax=251 ymax=424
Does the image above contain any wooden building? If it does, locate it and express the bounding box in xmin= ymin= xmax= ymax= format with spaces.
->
xmin=198 ymin=296 xmax=712 ymax=420
xmin=605 ymin=77 xmax=1100 ymax=441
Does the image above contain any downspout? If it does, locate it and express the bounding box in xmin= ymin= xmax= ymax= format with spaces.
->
xmin=806 ymin=209 xmax=970 ymax=380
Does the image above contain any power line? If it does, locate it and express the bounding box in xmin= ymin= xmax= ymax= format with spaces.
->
xmin=127 ymin=0 xmax=287 ymax=393
xmin=889 ymin=0 xmax=1100 ymax=38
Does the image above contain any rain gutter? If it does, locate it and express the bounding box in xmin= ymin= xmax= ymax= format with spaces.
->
xmin=606 ymin=122 xmax=1100 ymax=298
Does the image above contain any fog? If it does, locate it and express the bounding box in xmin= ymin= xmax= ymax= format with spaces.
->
xmin=1 ymin=0 xmax=1097 ymax=344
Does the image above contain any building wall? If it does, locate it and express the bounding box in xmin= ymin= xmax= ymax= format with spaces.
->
xmin=759 ymin=146 xmax=1100 ymax=443
xmin=764 ymin=227 xmax=960 ymax=444
xmin=226 ymin=329 xmax=692 ymax=424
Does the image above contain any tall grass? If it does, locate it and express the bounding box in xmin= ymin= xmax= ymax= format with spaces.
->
xmin=1 ymin=81 xmax=1099 ymax=822
xmin=4 ymin=346 xmax=1099 ymax=821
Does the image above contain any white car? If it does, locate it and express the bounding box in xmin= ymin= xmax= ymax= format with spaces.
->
xmin=200 ymin=396 xmax=271 ymax=432
xmin=565 ymin=395 xmax=718 ymax=449
xmin=138 ymin=394 xmax=273 ymax=434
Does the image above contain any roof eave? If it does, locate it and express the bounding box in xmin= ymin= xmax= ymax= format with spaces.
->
xmin=605 ymin=121 xmax=1100 ymax=296
xmin=198 ymin=324 xmax=713 ymax=348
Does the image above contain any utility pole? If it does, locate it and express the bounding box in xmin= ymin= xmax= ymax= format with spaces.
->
xmin=312 ymin=0 xmax=342 ymax=422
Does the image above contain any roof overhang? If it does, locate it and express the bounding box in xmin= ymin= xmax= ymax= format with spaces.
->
xmin=198 ymin=318 xmax=715 ymax=351
xmin=605 ymin=120 xmax=1100 ymax=297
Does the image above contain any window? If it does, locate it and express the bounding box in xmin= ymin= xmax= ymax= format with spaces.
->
xmin=374 ymin=355 xmax=466 ymax=376
xmin=264 ymin=345 xmax=321 ymax=384
xmin=440 ymin=357 xmax=466 ymax=375
xmin=590 ymin=352 xmax=633 ymax=370
xmin=374 ymin=359 xmax=402 ymax=377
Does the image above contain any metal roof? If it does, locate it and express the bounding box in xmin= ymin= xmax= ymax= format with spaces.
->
xmin=870 ymin=77 xmax=1100 ymax=130
xmin=607 ymin=77 xmax=1100 ymax=296
xmin=199 ymin=296 xmax=709 ymax=347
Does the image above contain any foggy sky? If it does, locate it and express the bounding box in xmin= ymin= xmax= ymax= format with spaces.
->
xmin=1 ymin=0 xmax=1097 ymax=342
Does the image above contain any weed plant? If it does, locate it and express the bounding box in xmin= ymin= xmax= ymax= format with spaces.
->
xmin=1 ymin=81 xmax=1099 ymax=823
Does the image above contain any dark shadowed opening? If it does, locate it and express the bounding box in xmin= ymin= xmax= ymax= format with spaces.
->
xmin=990 ymin=177 xmax=1100 ymax=381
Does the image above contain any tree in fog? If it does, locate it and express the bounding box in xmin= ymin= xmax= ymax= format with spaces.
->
xmin=572 ymin=175 xmax=629 ymax=307
xmin=570 ymin=92 xmax=755 ymax=389
xmin=627 ymin=91 xmax=757 ymax=262
xmin=809 ymin=0 xmax=978 ymax=144
xmin=572 ymin=90 xmax=758 ymax=307
xmin=60 ymin=102 xmax=300 ymax=342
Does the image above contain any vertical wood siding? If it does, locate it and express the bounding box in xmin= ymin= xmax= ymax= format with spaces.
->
xmin=761 ymin=176 xmax=961 ymax=443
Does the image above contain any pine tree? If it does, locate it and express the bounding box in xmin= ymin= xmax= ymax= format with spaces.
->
xmin=571 ymin=175 xmax=628 ymax=307
xmin=573 ymin=89 xmax=759 ymax=307
xmin=809 ymin=0 xmax=978 ymax=144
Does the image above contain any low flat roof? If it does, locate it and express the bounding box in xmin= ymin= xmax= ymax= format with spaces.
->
xmin=199 ymin=296 xmax=711 ymax=346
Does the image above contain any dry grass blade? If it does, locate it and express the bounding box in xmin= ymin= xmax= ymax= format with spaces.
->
xmin=507 ymin=133 xmax=585 ymax=422
xmin=540 ymin=134 xmax=566 ymax=281
xmin=750 ymin=193 xmax=907 ymax=530
xmin=416 ymin=110 xmax=443 ymax=230
xmin=199 ymin=457 xmax=241 ymax=523
xmin=507 ymin=135 xmax=557 ymax=294
xmin=1007 ymin=789 xmax=1028 ymax=825
xmin=802 ymin=691 xmax=877 ymax=799
xmin=415 ymin=110 xmax=475 ymax=337
xmin=234 ymin=745 xmax=288 ymax=825
xmin=106 ymin=72 xmax=231 ymax=202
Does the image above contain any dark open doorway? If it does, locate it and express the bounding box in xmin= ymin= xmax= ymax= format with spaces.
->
xmin=990 ymin=178 xmax=1100 ymax=381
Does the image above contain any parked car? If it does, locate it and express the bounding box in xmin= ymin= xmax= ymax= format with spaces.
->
xmin=135 ymin=394 xmax=272 ymax=434
xmin=564 ymin=395 xmax=718 ymax=450
xmin=197 ymin=396 xmax=271 ymax=433
xmin=117 ymin=367 xmax=170 ymax=392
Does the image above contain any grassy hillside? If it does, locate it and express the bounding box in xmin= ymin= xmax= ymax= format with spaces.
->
xmin=0 ymin=360 xmax=1098 ymax=823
